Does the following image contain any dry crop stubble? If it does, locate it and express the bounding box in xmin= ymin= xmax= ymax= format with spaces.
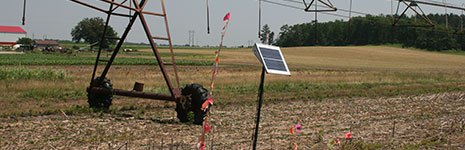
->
xmin=1 ymin=91 xmax=464 ymax=149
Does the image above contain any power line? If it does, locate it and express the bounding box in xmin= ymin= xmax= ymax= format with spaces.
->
xmin=261 ymin=0 xmax=462 ymax=35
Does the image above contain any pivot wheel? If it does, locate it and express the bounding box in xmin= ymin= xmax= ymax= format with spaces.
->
xmin=87 ymin=77 xmax=113 ymax=109
xmin=176 ymin=84 xmax=209 ymax=125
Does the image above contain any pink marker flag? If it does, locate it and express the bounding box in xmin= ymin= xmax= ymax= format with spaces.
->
xmin=197 ymin=142 xmax=205 ymax=150
xmin=265 ymin=33 xmax=270 ymax=44
xmin=290 ymin=126 xmax=295 ymax=135
xmin=201 ymin=98 xmax=214 ymax=111
xmin=204 ymin=117 xmax=211 ymax=133
xmin=295 ymin=124 xmax=302 ymax=132
xmin=204 ymin=125 xmax=211 ymax=133
xmin=60 ymin=110 xmax=68 ymax=118
xmin=345 ymin=131 xmax=352 ymax=139
xmin=223 ymin=12 xmax=231 ymax=21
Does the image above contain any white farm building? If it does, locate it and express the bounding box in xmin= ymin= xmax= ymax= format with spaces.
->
xmin=0 ymin=26 xmax=27 ymax=45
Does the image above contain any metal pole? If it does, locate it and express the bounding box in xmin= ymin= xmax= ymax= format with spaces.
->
xmin=206 ymin=0 xmax=210 ymax=34
xmin=98 ymin=0 xmax=142 ymax=84
xmin=91 ymin=0 xmax=114 ymax=85
xmin=348 ymin=0 xmax=352 ymax=42
xmin=391 ymin=0 xmax=393 ymax=19
xmin=252 ymin=66 xmax=266 ymax=150
xmin=137 ymin=0 xmax=177 ymax=99
xmin=401 ymin=0 xmax=465 ymax=11
xmin=188 ymin=31 xmax=191 ymax=46
xmin=259 ymin=0 xmax=262 ymax=38
xmin=160 ymin=0 xmax=181 ymax=88
xmin=22 ymin=0 xmax=26 ymax=25
xmin=349 ymin=0 xmax=352 ymax=20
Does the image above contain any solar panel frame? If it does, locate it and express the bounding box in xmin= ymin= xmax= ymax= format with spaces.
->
xmin=253 ymin=43 xmax=291 ymax=76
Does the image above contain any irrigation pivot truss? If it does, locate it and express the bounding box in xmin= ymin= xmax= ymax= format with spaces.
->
xmin=69 ymin=0 xmax=208 ymax=124
xmin=392 ymin=0 xmax=435 ymax=27
xmin=392 ymin=0 xmax=465 ymax=27
xmin=302 ymin=0 xmax=337 ymax=12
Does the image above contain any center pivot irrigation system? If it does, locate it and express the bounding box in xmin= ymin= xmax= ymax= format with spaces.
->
xmin=18 ymin=0 xmax=464 ymax=125
xmin=68 ymin=0 xmax=209 ymax=125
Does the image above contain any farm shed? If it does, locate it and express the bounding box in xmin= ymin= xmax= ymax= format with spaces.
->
xmin=0 ymin=26 xmax=27 ymax=46
xmin=33 ymin=40 xmax=59 ymax=49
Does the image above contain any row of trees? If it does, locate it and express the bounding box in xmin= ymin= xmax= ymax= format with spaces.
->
xmin=272 ymin=14 xmax=465 ymax=51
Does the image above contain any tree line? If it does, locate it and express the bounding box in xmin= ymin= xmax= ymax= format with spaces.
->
xmin=273 ymin=14 xmax=465 ymax=51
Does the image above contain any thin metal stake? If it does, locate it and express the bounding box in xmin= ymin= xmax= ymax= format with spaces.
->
xmin=211 ymin=134 xmax=214 ymax=150
xmin=392 ymin=121 xmax=396 ymax=138
xmin=447 ymin=136 xmax=451 ymax=150
xmin=270 ymin=135 xmax=272 ymax=150
xmin=161 ymin=138 xmax=164 ymax=150
xmin=171 ymin=138 xmax=173 ymax=150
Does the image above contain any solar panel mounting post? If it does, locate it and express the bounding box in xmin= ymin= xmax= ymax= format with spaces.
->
xmin=252 ymin=66 xmax=266 ymax=150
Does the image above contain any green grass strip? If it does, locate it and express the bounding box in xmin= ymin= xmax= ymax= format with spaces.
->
xmin=0 ymin=67 xmax=68 ymax=80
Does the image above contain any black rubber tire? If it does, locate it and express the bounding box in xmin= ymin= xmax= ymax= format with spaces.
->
xmin=87 ymin=77 xmax=113 ymax=109
xmin=176 ymin=84 xmax=209 ymax=125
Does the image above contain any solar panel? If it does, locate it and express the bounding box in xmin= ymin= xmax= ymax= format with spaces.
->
xmin=253 ymin=43 xmax=291 ymax=76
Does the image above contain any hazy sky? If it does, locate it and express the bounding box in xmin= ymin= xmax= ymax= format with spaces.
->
xmin=1 ymin=0 xmax=463 ymax=46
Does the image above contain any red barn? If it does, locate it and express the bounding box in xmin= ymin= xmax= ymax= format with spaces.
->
xmin=0 ymin=26 xmax=27 ymax=45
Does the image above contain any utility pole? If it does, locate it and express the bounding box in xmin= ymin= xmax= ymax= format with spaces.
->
xmin=348 ymin=0 xmax=353 ymax=42
xmin=248 ymin=40 xmax=254 ymax=47
xmin=460 ymin=3 xmax=465 ymax=32
xmin=315 ymin=0 xmax=318 ymax=45
xmin=443 ymin=0 xmax=448 ymax=30
xmin=188 ymin=30 xmax=195 ymax=46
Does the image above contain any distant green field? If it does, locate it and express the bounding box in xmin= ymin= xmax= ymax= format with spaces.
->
xmin=57 ymin=41 xmax=228 ymax=50
xmin=3 ymin=46 xmax=465 ymax=117
xmin=0 ymin=53 xmax=213 ymax=66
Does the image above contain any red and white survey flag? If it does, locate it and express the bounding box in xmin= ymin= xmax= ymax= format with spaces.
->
xmin=223 ymin=12 xmax=231 ymax=21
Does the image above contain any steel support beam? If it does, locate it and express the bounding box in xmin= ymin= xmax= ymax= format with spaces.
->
xmin=402 ymin=0 xmax=465 ymax=11
xmin=88 ymin=87 xmax=175 ymax=101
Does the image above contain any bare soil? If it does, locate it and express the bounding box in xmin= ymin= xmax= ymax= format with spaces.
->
xmin=1 ymin=91 xmax=464 ymax=149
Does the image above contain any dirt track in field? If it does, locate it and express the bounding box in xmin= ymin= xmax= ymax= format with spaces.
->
xmin=1 ymin=91 xmax=465 ymax=149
